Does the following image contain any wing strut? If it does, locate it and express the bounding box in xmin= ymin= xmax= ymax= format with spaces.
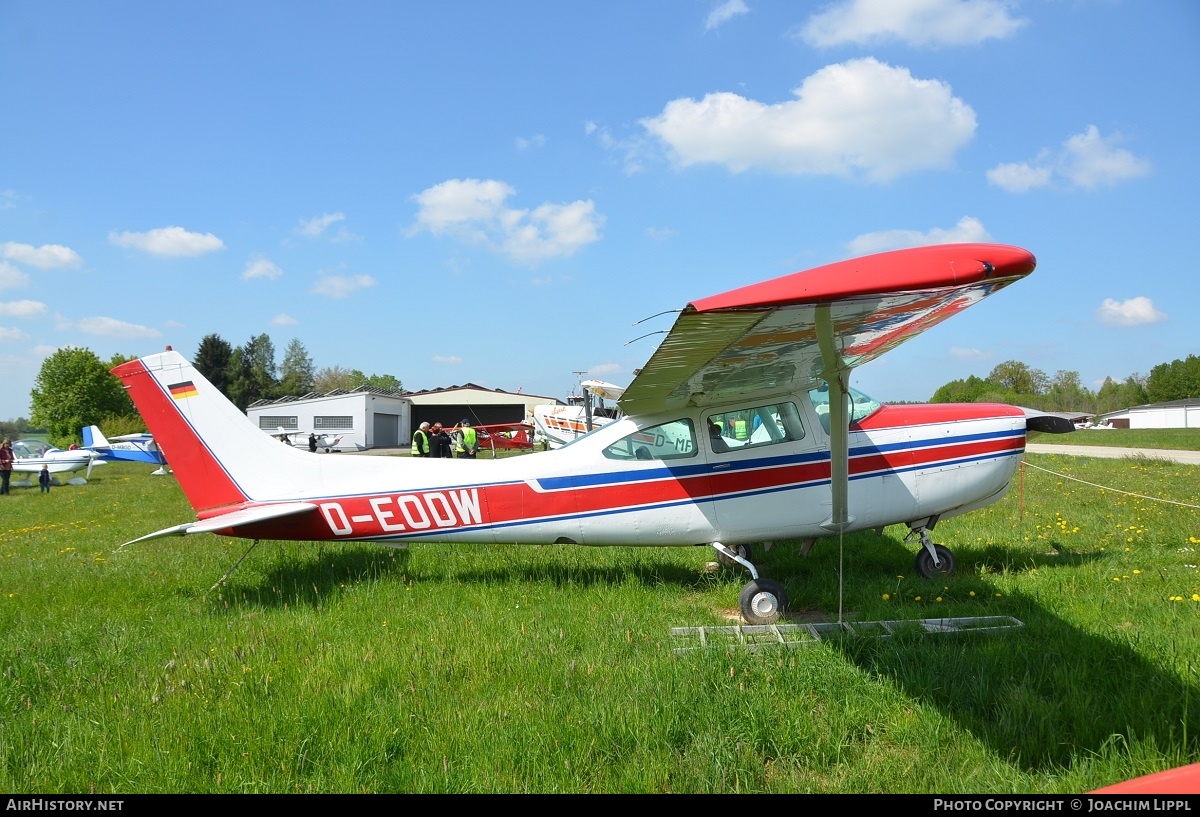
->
xmin=816 ymin=305 xmax=855 ymax=533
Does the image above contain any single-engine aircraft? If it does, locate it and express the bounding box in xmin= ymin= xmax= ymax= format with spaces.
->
xmin=10 ymin=439 xmax=104 ymax=486
xmin=82 ymin=425 xmax=171 ymax=475
xmin=531 ymin=380 xmax=625 ymax=449
xmin=113 ymin=244 xmax=1071 ymax=623
xmin=468 ymin=422 xmax=536 ymax=454
xmin=272 ymin=428 xmax=354 ymax=453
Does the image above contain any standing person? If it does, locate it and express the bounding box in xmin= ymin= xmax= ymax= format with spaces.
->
xmin=429 ymin=423 xmax=445 ymax=458
xmin=308 ymin=432 xmax=318 ymax=453
xmin=39 ymin=464 xmax=51 ymax=493
xmin=455 ymin=419 xmax=479 ymax=459
xmin=0 ymin=439 xmax=13 ymax=495
xmin=436 ymin=424 xmax=454 ymax=459
xmin=411 ymin=422 xmax=431 ymax=457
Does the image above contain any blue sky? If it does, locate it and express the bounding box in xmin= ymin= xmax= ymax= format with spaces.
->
xmin=2 ymin=0 xmax=1197 ymax=422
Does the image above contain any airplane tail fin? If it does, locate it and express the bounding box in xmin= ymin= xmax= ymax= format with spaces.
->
xmin=82 ymin=425 xmax=110 ymax=448
xmin=111 ymin=350 xmax=323 ymax=513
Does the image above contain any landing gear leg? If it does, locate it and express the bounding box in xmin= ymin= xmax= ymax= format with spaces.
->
xmin=907 ymin=526 xmax=956 ymax=579
xmin=712 ymin=542 xmax=789 ymax=625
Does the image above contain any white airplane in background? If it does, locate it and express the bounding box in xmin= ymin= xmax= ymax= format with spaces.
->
xmin=532 ymin=379 xmax=625 ymax=449
xmin=10 ymin=439 xmax=104 ymax=486
xmin=82 ymin=425 xmax=171 ymax=475
xmin=271 ymin=428 xmax=350 ymax=452
xmin=112 ymin=244 xmax=1071 ymax=624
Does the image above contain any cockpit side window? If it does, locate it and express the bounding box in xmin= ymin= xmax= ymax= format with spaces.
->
xmin=602 ymin=418 xmax=696 ymax=461
xmin=808 ymin=384 xmax=883 ymax=434
xmin=705 ymin=403 xmax=804 ymax=454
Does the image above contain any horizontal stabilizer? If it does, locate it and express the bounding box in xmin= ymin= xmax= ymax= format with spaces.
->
xmin=120 ymin=502 xmax=320 ymax=548
xmin=1020 ymin=408 xmax=1077 ymax=434
xmin=190 ymin=502 xmax=319 ymax=533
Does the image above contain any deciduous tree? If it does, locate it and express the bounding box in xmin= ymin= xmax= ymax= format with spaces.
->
xmin=29 ymin=347 xmax=134 ymax=445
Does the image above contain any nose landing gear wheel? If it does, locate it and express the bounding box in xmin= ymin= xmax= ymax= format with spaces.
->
xmin=739 ymin=578 xmax=788 ymax=625
xmin=914 ymin=544 xmax=955 ymax=578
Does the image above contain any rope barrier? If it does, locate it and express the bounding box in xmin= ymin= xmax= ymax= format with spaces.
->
xmin=1021 ymin=459 xmax=1200 ymax=510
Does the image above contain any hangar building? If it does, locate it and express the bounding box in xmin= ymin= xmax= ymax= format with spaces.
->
xmin=247 ymin=384 xmax=557 ymax=451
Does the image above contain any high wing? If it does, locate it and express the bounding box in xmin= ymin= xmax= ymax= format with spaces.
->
xmin=618 ymin=243 xmax=1036 ymax=532
xmin=619 ymin=244 xmax=1034 ymax=415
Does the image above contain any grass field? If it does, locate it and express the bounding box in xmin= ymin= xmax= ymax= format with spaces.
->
xmin=1 ymin=440 xmax=1197 ymax=793
xmin=1031 ymin=427 xmax=1200 ymax=451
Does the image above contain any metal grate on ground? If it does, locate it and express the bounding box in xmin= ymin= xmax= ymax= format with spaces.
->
xmin=670 ymin=616 xmax=1024 ymax=654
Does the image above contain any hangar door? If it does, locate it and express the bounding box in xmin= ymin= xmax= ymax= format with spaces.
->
xmin=373 ymin=413 xmax=399 ymax=447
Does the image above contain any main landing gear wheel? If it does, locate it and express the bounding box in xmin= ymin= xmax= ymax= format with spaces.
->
xmin=739 ymin=578 xmax=788 ymax=625
xmin=718 ymin=542 xmax=752 ymax=569
xmin=914 ymin=544 xmax=956 ymax=579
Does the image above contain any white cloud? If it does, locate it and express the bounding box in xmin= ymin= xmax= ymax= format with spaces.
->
xmin=244 ymin=257 xmax=283 ymax=281
xmin=296 ymin=212 xmax=346 ymax=237
xmin=949 ymin=346 xmax=986 ymax=361
xmin=988 ymin=125 xmax=1151 ymax=192
xmin=641 ymin=58 xmax=976 ymax=182
xmin=109 ymin=226 xmax=224 ymax=257
xmin=1061 ymin=125 xmax=1153 ymax=190
xmin=846 ymin=216 xmax=991 ymax=255
xmin=271 ymin=313 xmax=298 ymax=326
xmin=311 ymin=274 xmax=376 ymax=299
xmin=798 ymin=0 xmax=1027 ymax=47
xmin=1 ymin=241 xmax=85 ymax=269
xmin=0 ymin=327 xmax=30 ymax=342
xmin=515 ymin=134 xmax=547 ymax=150
xmin=77 ymin=316 xmax=162 ymax=339
xmin=410 ymin=179 xmax=604 ymax=264
xmin=585 ymin=121 xmax=646 ymax=175
xmin=705 ymin=0 xmax=749 ymax=32
xmin=0 ymin=262 xmax=30 ymax=292
xmin=432 ymin=355 xmax=463 ymax=364
xmin=1095 ymin=297 xmax=1167 ymax=327
xmin=985 ymin=160 xmax=1053 ymax=193
xmin=589 ymin=362 xmax=623 ymax=376
xmin=0 ymin=300 xmax=46 ymax=318
xmin=645 ymin=226 xmax=676 ymax=242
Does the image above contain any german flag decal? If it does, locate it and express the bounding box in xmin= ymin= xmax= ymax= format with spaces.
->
xmin=169 ymin=381 xmax=199 ymax=400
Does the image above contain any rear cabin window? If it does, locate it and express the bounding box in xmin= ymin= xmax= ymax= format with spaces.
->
xmin=602 ymin=419 xmax=696 ymax=461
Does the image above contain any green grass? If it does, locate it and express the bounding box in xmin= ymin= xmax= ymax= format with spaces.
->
xmin=1031 ymin=427 xmax=1200 ymax=450
xmin=0 ymin=452 xmax=1197 ymax=793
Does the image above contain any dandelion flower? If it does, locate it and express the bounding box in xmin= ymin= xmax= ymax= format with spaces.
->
xmin=882 ymin=593 xmax=890 ymax=601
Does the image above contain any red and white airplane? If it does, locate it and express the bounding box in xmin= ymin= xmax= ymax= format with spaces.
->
xmin=113 ymin=244 xmax=1069 ymax=624
xmin=468 ymin=422 xmax=536 ymax=453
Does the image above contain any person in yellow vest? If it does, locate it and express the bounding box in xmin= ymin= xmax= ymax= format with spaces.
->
xmin=455 ymin=419 xmax=479 ymax=459
xmin=411 ymin=422 xmax=431 ymax=457
xmin=732 ymin=417 xmax=748 ymax=440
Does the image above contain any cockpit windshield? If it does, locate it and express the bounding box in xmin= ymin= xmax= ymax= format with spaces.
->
xmin=807 ymin=384 xmax=884 ymax=433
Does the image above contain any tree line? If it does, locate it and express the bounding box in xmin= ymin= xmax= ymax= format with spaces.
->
xmin=19 ymin=334 xmax=404 ymax=447
xmin=192 ymin=333 xmax=403 ymax=411
xmin=929 ymin=355 xmax=1200 ymax=413
xmin=14 ymin=341 xmax=1195 ymax=448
